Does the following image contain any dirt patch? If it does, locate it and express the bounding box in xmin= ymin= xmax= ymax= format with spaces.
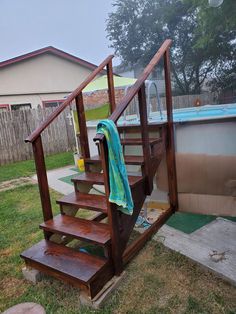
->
xmin=0 ymin=177 xmax=35 ymax=192
xmin=0 ymin=277 xmax=28 ymax=300
xmin=0 ymin=247 xmax=14 ymax=257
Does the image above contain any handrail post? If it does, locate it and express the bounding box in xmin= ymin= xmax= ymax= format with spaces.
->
xmin=99 ymin=139 xmax=123 ymax=275
xmin=75 ymin=93 xmax=90 ymax=160
xmin=138 ymin=84 xmax=153 ymax=194
xmin=164 ymin=48 xmax=178 ymax=211
xmin=106 ymin=60 xmax=116 ymax=113
xmin=32 ymin=136 xmax=53 ymax=230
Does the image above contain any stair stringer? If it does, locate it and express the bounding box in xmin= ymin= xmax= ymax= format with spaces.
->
xmin=116 ymin=154 xmax=164 ymax=255
xmin=118 ymin=181 xmax=147 ymax=253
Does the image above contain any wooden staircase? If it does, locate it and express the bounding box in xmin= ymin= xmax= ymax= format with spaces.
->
xmin=21 ymin=39 xmax=178 ymax=299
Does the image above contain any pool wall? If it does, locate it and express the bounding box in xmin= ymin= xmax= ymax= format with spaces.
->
xmin=175 ymin=120 xmax=236 ymax=155
xmin=86 ymin=105 xmax=236 ymax=217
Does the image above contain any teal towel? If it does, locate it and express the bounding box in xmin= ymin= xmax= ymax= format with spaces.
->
xmin=96 ymin=119 xmax=134 ymax=215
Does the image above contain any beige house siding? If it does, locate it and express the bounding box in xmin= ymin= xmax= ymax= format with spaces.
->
xmin=0 ymin=53 xmax=97 ymax=108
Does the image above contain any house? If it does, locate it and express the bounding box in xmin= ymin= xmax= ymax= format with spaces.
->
xmin=0 ymin=46 xmax=104 ymax=111
xmin=114 ymin=62 xmax=166 ymax=94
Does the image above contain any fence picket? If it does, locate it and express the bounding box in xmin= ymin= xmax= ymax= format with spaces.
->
xmin=0 ymin=108 xmax=75 ymax=165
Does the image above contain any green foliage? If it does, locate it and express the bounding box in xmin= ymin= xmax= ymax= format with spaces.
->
xmin=107 ymin=0 xmax=236 ymax=94
xmin=0 ymin=151 xmax=74 ymax=182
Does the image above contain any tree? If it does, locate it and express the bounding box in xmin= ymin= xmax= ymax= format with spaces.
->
xmin=107 ymin=0 xmax=236 ymax=95
xmin=192 ymin=0 xmax=236 ymax=93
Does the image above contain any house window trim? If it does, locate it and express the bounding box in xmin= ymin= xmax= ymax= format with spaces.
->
xmin=10 ymin=103 xmax=32 ymax=110
xmin=42 ymin=99 xmax=64 ymax=108
xmin=0 ymin=104 xmax=10 ymax=111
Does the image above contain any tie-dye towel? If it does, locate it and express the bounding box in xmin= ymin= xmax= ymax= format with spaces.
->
xmin=96 ymin=119 xmax=133 ymax=215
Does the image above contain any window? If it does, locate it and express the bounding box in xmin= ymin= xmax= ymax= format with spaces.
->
xmin=11 ymin=103 xmax=31 ymax=110
xmin=0 ymin=104 xmax=10 ymax=111
xmin=42 ymin=100 xmax=64 ymax=108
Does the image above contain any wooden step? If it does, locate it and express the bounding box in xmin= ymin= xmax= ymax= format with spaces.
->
xmin=85 ymin=155 xmax=144 ymax=166
xmin=120 ymin=138 xmax=162 ymax=146
xmin=40 ymin=214 xmax=110 ymax=246
xmin=57 ymin=192 xmax=107 ymax=213
xmin=117 ymin=123 xmax=167 ymax=133
xmin=20 ymin=239 xmax=113 ymax=298
xmin=72 ymin=172 xmax=144 ymax=188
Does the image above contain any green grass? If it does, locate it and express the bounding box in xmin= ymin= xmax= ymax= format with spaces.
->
xmin=1 ymin=185 xmax=236 ymax=313
xmin=0 ymin=151 xmax=74 ymax=183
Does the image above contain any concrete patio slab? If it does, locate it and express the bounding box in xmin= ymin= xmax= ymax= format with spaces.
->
xmin=155 ymin=217 xmax=236 ymax=286
xmin=32 ymin=166 xmax=77 ymax=195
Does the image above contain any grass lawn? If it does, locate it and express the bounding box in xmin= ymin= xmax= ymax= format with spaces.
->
xmin=1 ymin=185 xmax=236 ymax=313
xmin=0 ymin=151 xmax=74 ymax=183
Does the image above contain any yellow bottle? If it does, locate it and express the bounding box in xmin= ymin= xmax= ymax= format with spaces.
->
xmin=77 ymin=158 xmax=85 ymax=172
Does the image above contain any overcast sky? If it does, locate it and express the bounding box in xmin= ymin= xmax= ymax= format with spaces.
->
xmin=0 ymin=0 xmax=120 ymax=65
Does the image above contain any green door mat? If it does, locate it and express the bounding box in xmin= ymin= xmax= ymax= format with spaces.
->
xmin=166 ymin=212 xmax=236 ymax=234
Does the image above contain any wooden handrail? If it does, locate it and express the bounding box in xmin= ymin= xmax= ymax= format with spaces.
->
xmin=94 ymin=39 xmax=172 ymax=142
xmin=25 ymin=54 xmax=114 ymax=143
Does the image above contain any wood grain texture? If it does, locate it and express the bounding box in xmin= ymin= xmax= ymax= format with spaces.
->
xmin=56 ymin=192 xmax=107 ymax=213
xmin=75 ymin=93 xmax=90 ymax=159
xmin=85 ymin=155 xmax=145 ymax=166
xmin=20 ymin=239 xmax=108 ymax=283
xmin=32 ymin=136 xmax=52 ymax=225
xmin=120 ymin=138 xmax=162 ymax=146
xmin=21 ymin=239 xmax=114 ymax=298
xmin=40 ymin=214 xmax=111 ymax=245
xmin=164 ymin=49 xmax=178 ymax=211
xmin=138 ymin=83 xmax=152 ymax=194
xmin=72 ymin=172 xmax=144 ymax=188
xmin=107 ymin=59 xmax=116 ymax=113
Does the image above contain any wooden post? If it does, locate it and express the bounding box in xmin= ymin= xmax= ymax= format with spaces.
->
xmin=99 ymin=139 xmax=123 ymax=275
xmin=107 ymin=60 xmax=116 ymax=113
xmin=138 ymin=84 xmax=153 ymax=194
xmin=32 ymin=136 xmax=53 ymax=226
xmin=164 ymin=49 xmax=178 ymax=211
xmin=75 ymin=93 xmax=90 ymax=159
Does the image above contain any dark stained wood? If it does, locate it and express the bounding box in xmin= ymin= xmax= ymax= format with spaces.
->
xmin=32 ymin=136 xmax=53 ymax=225
xmin=138 ymin=83 xmax=153 ymax=194
xmin=85 ymin=155 xmax=145 ymax=166
xmin=120 ymin=138 xmax=162 ymax=146
xmin=117 ymin=123 xmax=167 ymax=133
xmin=21 ymin=40 xmax=178 ymax=300
xmin=99 ymin=139 xmax=123 ymax=275
xmin=56 ymin=192 xmax=107 ymax=213
xmin=164 ymin=49 xmax=178 ymax=211
xmin=21 ymin=239 xmax=108 ymax=283
xmin=40 ymin=214 xmax=111 ymax=245
xmin=75 ymin=93 xmax=90 ymax=159
xmin=20 ymin=239 xmax=114 ymax=298
xmin=107 ymin=59 xmax=116 ymax=113
xmin=109 ymin=39 xmax=172 ymax=123
xmin=119 ymin=181 xmax=146 ymax=252
xmin=25 ymin=55 xmax=114 ymax=143
xmin=92 ymin=212 xmax=107 ymax=222
xmin=72 ymin=172 xmax=144 ymax=188
xmin=123 ymin=207 xmax=173 ymax=265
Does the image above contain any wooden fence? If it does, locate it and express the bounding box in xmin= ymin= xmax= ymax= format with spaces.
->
xmin=161 ymin=92 xmax=216 ymax=109
xmin=0 ymin=107 xmax=76 ymax=165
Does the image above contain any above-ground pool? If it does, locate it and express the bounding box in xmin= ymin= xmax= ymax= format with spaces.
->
xmin=117 ymin=103 xmax=236 ymax=125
